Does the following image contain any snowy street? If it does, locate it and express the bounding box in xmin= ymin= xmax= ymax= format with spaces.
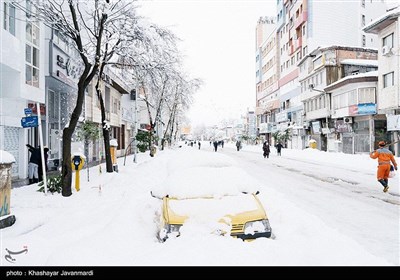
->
xmin=1 ymin=143 xmax=399 ymax=266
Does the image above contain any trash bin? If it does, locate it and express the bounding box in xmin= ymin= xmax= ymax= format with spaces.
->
xmin=309 ymin=139 xmax=317 ymax=149
xmin=110 ymin=139 xmax=118 ymax=172
xmin=0 ymin=150 xmax=16 ymax=229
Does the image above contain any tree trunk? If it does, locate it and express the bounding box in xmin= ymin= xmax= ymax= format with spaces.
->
xmin=61 ymin=86 xmax=86 ymax=196
xmin=61 ymin=127 xmax=73 ymax=197
xmin=103 ymin=127 xmax=113 ymax=172
xmin=96 ymin=86 xmax=113 ymax=172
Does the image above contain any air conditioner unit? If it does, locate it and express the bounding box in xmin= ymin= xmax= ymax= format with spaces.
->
xmin=382 ymin=45 xmax=391 ymax=56
xmin=344 ymin=117 xmax=353 ymax=124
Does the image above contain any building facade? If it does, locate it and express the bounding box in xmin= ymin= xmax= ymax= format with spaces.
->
xmin=256 ymin=0 xmax=390 ymax=152
xmin=1 ymin=1 xmax=46 ymax=179
xmin=364 ymin=6 xmax=400 ymax=156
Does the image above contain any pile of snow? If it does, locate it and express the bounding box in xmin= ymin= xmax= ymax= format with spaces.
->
xmin=0 ymin=150 xmax=16 ymax=164
xmin=169 ymin=193 xmax=259 ymax=220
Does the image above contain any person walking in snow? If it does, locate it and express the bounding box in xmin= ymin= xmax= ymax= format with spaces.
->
xmin=370 ymin=141 xmax=397 ymax=192
xmin=26 ymin=144 xmax=40 ymax=184
xmin=236 ymin=140 xmax=241 ymax=151
xmin=276 ymin=142 xmax=283 ymax=156
xmin=262 ymin=141 xmax=270 ymax=158
xmin=213 ymin=141 xmax=218 ymax=152
xmin=198 ymin=141 xmax=201 ymax=150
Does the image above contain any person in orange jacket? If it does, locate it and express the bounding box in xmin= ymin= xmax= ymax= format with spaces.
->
xmin=370 ymin=141 xmax=397 ymax=192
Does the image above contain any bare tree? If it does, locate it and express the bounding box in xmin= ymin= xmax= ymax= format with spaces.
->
xmin=17 ymin=0 xmax=138 ymax=196
xmin=161 ymin=76 xmax=201 ymax=150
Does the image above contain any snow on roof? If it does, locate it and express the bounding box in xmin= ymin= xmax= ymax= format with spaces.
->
xmin=363 ymin=6 xmax=400 ymax=33
xmin=340 ymin=59 xmax=378 ymax=67
xmin=0 ymin=150 xmax=16 ymax=164
xmin=325 ymin=71 xmax=378 ymax=90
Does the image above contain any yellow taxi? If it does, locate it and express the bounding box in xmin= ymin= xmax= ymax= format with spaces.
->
xmin=158 ymin=191 xmax=272 ymax=242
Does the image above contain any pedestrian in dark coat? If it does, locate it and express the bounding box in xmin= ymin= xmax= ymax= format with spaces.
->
xmin=276 ymin=142 xmax=283 ymax=156
xmin=26 ymin=144 xmax=40 ymax=184
xmin=213 ymin=141 xmax=218 ymax=152
xmin=263 ymin=141 xmax=270 ymax=158
xmin=236 ymin=141 xmax=241 ymax=151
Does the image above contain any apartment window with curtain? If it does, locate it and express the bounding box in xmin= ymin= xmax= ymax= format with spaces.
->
xmin=358 ymin=87 xmax=375 ymax=103
xmin=3 ymin=1 xmax=16 ymax=35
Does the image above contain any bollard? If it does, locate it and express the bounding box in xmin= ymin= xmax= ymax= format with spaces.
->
xmin=71 ymin=154 xmax=85 ymax=192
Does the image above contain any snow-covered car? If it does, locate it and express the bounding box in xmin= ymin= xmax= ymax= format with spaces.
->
xmin=158 ymin=191 xmax=272 ymax=242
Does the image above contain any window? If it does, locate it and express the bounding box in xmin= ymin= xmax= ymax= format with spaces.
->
xmin=361 ymin=0 xmax=365 ymax=7
xmin=362 ymin=35 xmax=366 ymax=47
xmin=361 ymin=15 xmax=365 ymax=27
xmin=105 ymin=86 xmax=111 ymax=112
xmin=25 ymin=27 xmax=40 ymax=87
xmin=303 ymin=46 xmax=308 ymax=56
xmin=348 ymin=90 xmax=357 ymax=106
xmin=25 ymin=7 xmax=40 ymax=88
xmin=112 ymin=97 xmax=118 ymax=114
xmin=358 ymin=87 xmax=375 ymax=103
xmin=383 ymin=33 xmax=394 ymax=48
xmin=3 ymin=1 xmax=16 ymax=36
xmin=383 ymin=72 xmax=394 ymax=88
xmin=313 ymin=56 xmax=323 ymax=69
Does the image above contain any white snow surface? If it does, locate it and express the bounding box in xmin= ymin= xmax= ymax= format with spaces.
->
xmin=1 ymin=142 xmax=399 ymax=266
xmin=0 ymin=150 xmax=16 ymax=164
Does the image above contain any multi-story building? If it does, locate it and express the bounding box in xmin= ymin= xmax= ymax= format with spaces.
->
xmin=1 ymin=1 xmax=46 ymax=179
xmin=257 ymin=0 xmax=389 ymax=150
xmin=364 ymin=6 xmax=400 ymax=156
xmin=83 ymin=69 xmax=132 ymax=162
xmin=255 ymin=17 xmax=279 ymax=144
xmin=44 ymin=27 xmax=81 ymax=171
xmin=298 ymin=46 xmax=378 ymax=151
xmin=325 ymin=68 xmax=379 ymax=154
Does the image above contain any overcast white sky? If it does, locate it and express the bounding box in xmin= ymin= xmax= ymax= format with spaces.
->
xmin=137 ymin=0 xmax=276 ymax=127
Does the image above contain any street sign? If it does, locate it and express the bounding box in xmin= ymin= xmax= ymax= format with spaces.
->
xmin=24 ymin=108 xmax=32 ymax=115
xmin=21 ymin=116 xmax=38 ymax=128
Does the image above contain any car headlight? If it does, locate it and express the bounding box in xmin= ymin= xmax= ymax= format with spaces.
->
xmin=167 ymin=224 xmax=182 ymax=235
xmin=244 ymin=219 xmax=271 ymax=235
xmin=159 ymin=224 xmax=182 ymax=241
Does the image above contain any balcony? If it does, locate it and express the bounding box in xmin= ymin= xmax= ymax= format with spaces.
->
xmin=294 ymin=36 xmax=302 ymax=50
xmin=294 ymin=11 xmax=307 ymax=29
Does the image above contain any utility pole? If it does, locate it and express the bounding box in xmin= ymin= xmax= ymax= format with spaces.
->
xmin=133 ymin=90 xmax=138 ymax=163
